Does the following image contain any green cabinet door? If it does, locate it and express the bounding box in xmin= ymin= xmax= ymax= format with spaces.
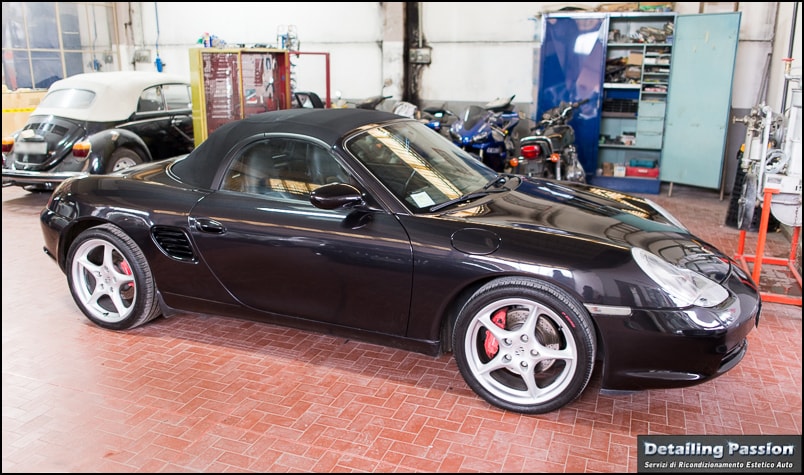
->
xmin=660 ymin=12 xmax=741 ymax=189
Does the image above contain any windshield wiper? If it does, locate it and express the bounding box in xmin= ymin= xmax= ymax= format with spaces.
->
xmin=430 ymin=175 xmax=511 ymax=213
xmin=483 ymin=173 xmax=516 ymax=190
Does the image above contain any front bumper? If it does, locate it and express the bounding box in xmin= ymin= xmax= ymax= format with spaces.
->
xmin=40 ymin=206 xmax=70 ymax=270
xmin=590 ymin=268 xmax=761 ymax=391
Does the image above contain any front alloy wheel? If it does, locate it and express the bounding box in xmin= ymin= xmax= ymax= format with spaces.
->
xmin=67 ymin=224 xmax=160 ymax=330
xmin=454 ymin=278 xmax=596 ymax=414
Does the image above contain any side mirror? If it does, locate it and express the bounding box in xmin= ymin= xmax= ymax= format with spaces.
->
xmin=310 ymin=183 xmax=364 ymax=210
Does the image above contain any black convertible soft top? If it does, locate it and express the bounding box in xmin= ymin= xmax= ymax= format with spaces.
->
xmin=171 ymin=108 xmax=403 ymax=189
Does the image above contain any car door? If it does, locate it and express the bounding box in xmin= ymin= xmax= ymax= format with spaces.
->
xmin=124 ymin=83 xmax=194 ymax=159
xmin=188 ymin=136 xmax=414 ymax=335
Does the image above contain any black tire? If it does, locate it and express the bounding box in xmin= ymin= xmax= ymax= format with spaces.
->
xmin=737 ymin=172 xmax=758 ymax=231
xmin=106 ymin=148 xmax=143 ymax=173
xmin=725 ymin=155 xmax=747 ymax=228
xmin=66 ymin=224 xmax=161 ymax=330
xmin=453 ymin=277 xmax=596 ymax=414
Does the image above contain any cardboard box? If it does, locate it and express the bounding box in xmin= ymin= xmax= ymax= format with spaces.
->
xmin=599 ymin=2 xmax=639 ymax=12
xmin=627 ymin=52 xmax=643 ymax=65
xmin=625 ymin=66 xmax=642 ymax=79
xmin=2 ymin=90 xmax=47 ymax=136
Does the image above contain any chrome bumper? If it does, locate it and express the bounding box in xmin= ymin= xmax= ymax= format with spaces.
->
xmin=2 ymin=169 xmax=88 ymax=187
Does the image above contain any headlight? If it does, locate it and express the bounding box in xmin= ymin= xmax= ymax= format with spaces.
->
xmin=632 ymin=247 xmax=729 ymax=308
xmin=472 ymin=130 xmax=490 ymax=143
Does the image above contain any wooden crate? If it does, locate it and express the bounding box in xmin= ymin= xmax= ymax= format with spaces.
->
xmin=2 ymin=89 xmax=47 ymax=136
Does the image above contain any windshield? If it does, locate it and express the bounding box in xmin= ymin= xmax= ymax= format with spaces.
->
xmin=462 ymin=104 xmax=488 ymax=129
xmin=38 ymin=88 xmax=96 ymax=109
xmin=344 ymin=121 xmax=499 ymax=212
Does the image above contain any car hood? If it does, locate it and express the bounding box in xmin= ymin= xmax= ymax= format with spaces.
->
xmin=438 ymin=178 xmax=733 ymax=281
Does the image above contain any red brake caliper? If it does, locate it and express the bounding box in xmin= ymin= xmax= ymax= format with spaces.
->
xmin=484 ymin=308 xmax=507 ymax=358
xmin=120 ymin=260 xmax=133 ymax=288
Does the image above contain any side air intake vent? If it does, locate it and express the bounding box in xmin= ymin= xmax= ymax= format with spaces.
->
xmin=151 ymin=226 xmax=196 ymax=262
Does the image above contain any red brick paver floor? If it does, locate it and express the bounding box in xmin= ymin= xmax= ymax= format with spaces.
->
xmin=3 ymin=183 xmax=801 ymax=473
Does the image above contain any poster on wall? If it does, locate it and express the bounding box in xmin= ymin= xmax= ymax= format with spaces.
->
xmin=243 ymin=53 xmax=278 ymax=116
xmin=202 ymin=52 xmax=241 ymax=133
xmin=241 ymin=52 xmax=289 ymax=115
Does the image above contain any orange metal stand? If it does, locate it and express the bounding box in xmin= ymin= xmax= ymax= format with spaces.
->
xmin=734 ymin=187 xmax=802 ymax=306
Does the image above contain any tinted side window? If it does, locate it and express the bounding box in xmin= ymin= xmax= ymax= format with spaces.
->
xmin=221 ymin=138 xmax=349 ymax=200
xmin=136 ymin=84 xmax=190 ymax=112
xmin=137 ymin=86 xmax=164 ymax=112
xmin=162 ymin=84 xmax=192 ymax=110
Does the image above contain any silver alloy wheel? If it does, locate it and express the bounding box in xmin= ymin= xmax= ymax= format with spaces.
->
xmin=70 ymin=237 xmax=137 ymax=323
xmin=463 ymin=297 xmax=578 ymax=407
xmin=111 ymin=155 xmax=139 ymax=171
xmin=107 ymin=148 xmax=143 ymax=173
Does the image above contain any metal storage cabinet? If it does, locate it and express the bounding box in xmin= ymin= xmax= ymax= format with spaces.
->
xmin=660 ymin=12 xmax=741 ymax=190
xmin=636 ymin=100 xmax=666 ymax=149
xmin=536 ymin=11 xmax=740 ymax=194
xmin=594 ymin=12 xmax=676 ymax=194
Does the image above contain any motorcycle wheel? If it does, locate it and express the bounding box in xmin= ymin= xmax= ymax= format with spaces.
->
xmin=737 ymin=173 xmax=758 ymax=231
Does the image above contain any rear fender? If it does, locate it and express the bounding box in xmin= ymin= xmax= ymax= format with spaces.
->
xmin=85 ymin=129 xmax=152 ymax=173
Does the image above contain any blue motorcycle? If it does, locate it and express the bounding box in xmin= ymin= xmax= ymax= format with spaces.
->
xmin=448 ymin=95 xmax=520 ymax=172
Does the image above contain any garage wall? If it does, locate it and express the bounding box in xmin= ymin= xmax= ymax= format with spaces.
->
xmin=122 ymin=2 xmax=800 ymax=112
xmin=119 ymin=2 xmax=399 ymax=105
xmin=119 ymin=2 xmax=799 ymax=194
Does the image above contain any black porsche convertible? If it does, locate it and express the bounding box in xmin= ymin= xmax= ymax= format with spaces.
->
xmin=39 ymin=108 xmax=761 ymax=414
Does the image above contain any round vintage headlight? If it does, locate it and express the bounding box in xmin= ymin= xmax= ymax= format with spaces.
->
xmin=632 ymin=247 xmax=729 ymax=308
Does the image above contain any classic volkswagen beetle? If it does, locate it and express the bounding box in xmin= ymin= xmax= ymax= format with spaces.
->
xmin=3 ymin=71 xmax=194 ymax=191
xmin=39 ymin=108 xmax=761 ymax=414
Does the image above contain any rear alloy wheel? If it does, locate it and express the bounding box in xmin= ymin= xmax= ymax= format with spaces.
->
xmin=107 ymin=148 xmax=143 ymax=173
xmin=453 ymin=277 xmax=595 ymax=414
xmin=66 ymin=224 xmax=160 ymax=330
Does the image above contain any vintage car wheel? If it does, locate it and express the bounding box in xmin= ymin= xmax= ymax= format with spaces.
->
xmin=66 ymin=224 xmax=160 ymax=330
xmin=107 ymin=148 xmax=143 ymax=173
xmin=453 ymin=277 xmax=596 ymax=414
